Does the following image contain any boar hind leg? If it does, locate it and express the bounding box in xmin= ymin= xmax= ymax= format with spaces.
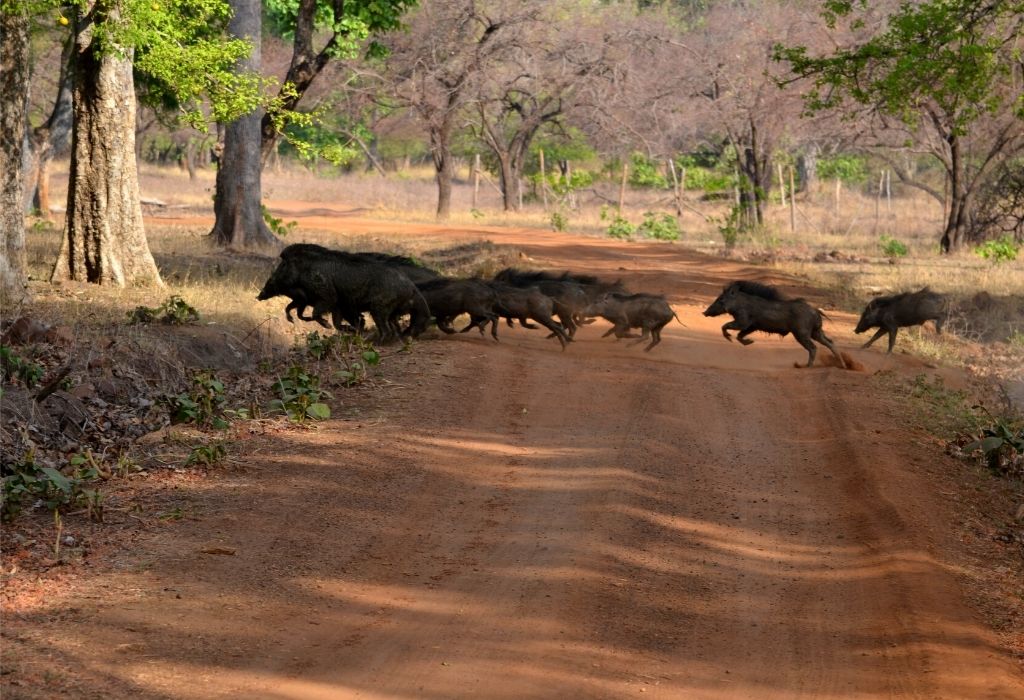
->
xmin=795 ymin=333 xmax=817 ymax=367
xmin=735 ymin=327 xmax=756 ymax=346
xmin=721 ymin=320 xmax=743 ymax=341
xmin=934 ymin=317 xmax=944 ymax=335
xmin=813 ymin=329 xmax=846 ymax=369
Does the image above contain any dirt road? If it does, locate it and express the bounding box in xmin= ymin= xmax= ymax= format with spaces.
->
xmin=7 ymin=212 xmax=1023 ymax=698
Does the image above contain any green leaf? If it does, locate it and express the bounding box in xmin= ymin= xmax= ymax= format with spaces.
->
xmin=306 ymin=403 xmax=331 ymax=420
xmin=40 ymin=468 xmax=72 ymax=494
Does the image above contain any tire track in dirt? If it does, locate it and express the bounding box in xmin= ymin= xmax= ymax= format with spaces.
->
xmin=10 ymin=218 xmax=1022 ymax=698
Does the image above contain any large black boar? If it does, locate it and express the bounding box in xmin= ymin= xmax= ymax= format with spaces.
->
xmin=583 ymin=292 xmax=681 ymax=351
xmin=855 ymin=287 xmax=946 ymax=353
xmin=415 ymin=278 xmax=500 ymax=340
xmin=703 ymin=281 xmax=845 ymax=368
xmin=257 ymin=249 xmax=430 ymax=343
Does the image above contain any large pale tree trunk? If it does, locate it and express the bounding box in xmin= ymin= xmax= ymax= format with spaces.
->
xmin=1 ymin=6 xmax=31 ymax=302
xmin=210 ymin=0 xmax=277 ymax=249
xmin=52 ymin=4 xmax=162 ymax=286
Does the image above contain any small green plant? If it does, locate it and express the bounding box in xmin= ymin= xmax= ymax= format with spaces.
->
xmin=974 ymin=235 xmax=1019 ymax=264
xmin=606 ymin=215 xmax=635 ymax=240
xmin=335 ymin=346 xmax=382 ymax=387
xmin=185 ymin=441 xmax=228 ymax=467
xmin=964 ymin=414 xmax=1024 ymax=477
xmin=879 ymin=235 xmax=909 ymax=259
xmin=271 ymin=366 xmax=332 ymax=423
xmin=167 ymin=371 xmax=229 ymax=429
xmin=2 ymin=451 xmax=101 ymax=522
xmin=305 ymin=330 xmax=341 ymax=360
xmin=550 ymin=210 xmax=568 ymax=232
xmin=0 ymin=345 xmax=44 ymax=388
xmin=904 ymin=373 xmax=985 ymax=437
xmin=713 ymin=206 xmax=742 ymax=249
xmin=470 ymin=208 xmax=485 ymax=220
xmin=636 ymin=212 xmax=680 ymax=241
xmin=1008 ymin=329 xmax=1024 ymax=348
xmin=128 ymin=295 xmax=200 ymax=325
xmin=262 ymin=204 xmax=297 ymax=237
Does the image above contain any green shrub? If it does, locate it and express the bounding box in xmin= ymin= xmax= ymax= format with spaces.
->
xmin=271 ymin=366 xmax=332 ymax=423
xmin=605 ymin=215 xmax=636 ymax=240
xmin=818 ymin=154 xmax=868 ymax=183
xmin=636 ymin=212 xmax=680 ymax=241
xmin=262 ymin=204 xmax=298 ymax=238
xmin=628 ymin=153 xmax=668 ymax=189
xmin=167 ymin=371 xmax=229 ymax=429
xmin=879 ymin=235 xmax=909 ymax=259
xmin=550 ymin=210 xmax=568 ymax=232
xmin=128 ymin=295 xmax=200 ymax=325
xmin=2 ymin=452 xmax=102 ymax=522
xmin=974 ymin=235 xmax=1019 ymax=264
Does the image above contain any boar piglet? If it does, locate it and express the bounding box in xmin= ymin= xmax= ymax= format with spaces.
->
xmin=584 ymin=292 xmax=680 ymax=352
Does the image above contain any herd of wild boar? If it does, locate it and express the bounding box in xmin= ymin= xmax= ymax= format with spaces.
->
xmin=257 ymin=243 xmax=947 ymax=364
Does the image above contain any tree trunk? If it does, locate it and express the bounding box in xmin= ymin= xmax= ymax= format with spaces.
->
xmin=26 ymin=33 xmax=73 ymax=218
xmin=209 ymin=0 xmax=277 ymax=249
xmin=497 ymin=154 xmax=517 ymax=212
xmin=797 ymin=143 xmax=818 ymax=194
xmin=430 ymin=125 xmax=454 ymax=220
xmin=1 ymin=6 xmax=31 ymax=302
xmin=52 ymin=4 xmax=162 ymax=286
xmin=940 ymin=136 xmax=968 ymax=253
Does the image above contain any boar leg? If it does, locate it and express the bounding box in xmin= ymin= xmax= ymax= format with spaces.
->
xmin=934 ymin=317 xmax=944 ymax=335
xmin=861 ymin=328 xmax=887 ymax=349
xmin=813 ymin=329 xmax=847 ymax=369
xmin=721 ymin=320 xmax=744 ymax=341
xmin=885 ymin=327 xmax=899 ymax=353
xmin=795 ymin=333 xmax=817 ymax=367
xmin=735 ymin=327 xmax=756 ymax=346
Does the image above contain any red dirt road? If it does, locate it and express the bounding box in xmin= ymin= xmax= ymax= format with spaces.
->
xmin=6 ymin=210 xmax=1023 ymax=698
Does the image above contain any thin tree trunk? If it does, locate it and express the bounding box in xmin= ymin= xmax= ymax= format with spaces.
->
xmin=1 ymin=6 xmax=31 ymax=301
xmin=618 ymin=162 xmax=628 ymax=211
xmin=539 ymin=149 xmax=548 ymax=210
xmin=431 ymin=125 xmax=454 ymax=220
xmin=53 ymin=4 xmax=162 ymax=286
xmin=472 ymin=153 xmax=480 ymax=210
xmin=209 ymin=0 xmax=277 ymax=249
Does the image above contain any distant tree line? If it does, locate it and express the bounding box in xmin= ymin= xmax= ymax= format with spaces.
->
xmin=2 ymin=0 xmax=1021 ymax=299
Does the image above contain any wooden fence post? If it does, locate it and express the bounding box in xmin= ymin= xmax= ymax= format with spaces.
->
xmin=472 ymin=154 xmax=480 ymax=210
xmin=618 ymin=161 xmax=628 ymax=212
xmin=777 ymin=162 xmax=787 ymax=208
xmin=538 ymin=148 xmax=548 ymax=210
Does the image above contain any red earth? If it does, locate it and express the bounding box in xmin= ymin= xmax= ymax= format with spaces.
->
xmin=3 ymin=206 xmax=1022 ymax=698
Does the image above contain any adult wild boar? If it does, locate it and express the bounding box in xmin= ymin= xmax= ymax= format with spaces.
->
xmin=492 ymin=268 xmax=587 ymax=338
xmin=703 ymin=281 xmax=845 ymax=368
xmin=584 ymin=292 xmax=681 ymax=352
xmin=257 ymin=247 xmax=430 ymax=343
xmin=855 ymin=287 xmax=946 ymax=353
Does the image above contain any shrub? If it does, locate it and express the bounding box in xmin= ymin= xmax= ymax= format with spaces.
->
xmin=128 ymin=295 xmax=200 ymax=325
xmin=550 ymin=210 xmax=568 ymax=232
xmin=2 ymin=452 xmax=102 ymax=522
xmin=0 ymin=345 xmax=44 ymax=388
xmin=879 ymin=235 xmax=909 ymax=259
xmin=974 ymin=235 xmax=1019 ymax=264
xmin=271 ymin=366 xmax=332 ymax=423
xmin=628 ymin=153 xmax=668 ymax=189
xmin=605 ymin=215 xmax=636 ymax=240
xmin=637 ymin=212 xmax=680 ymax=241
xmin=167 ymin=371 xmax=229 ymax=429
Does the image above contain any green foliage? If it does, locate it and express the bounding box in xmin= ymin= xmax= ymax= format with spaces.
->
xmin=0 ymin=345 xmax=44 ymax=388
xmin=550 ymin=210 xmax=568 ymax=232
xmin=974 ymin=235 xmax=1019 ymax=263
xmin=675 ymin=154 xmax=737 ymax=193
xmin=167 ymin=371 xmax=229 ymax=429
xmin=628 ymin=153 xmax=669 ymax=189
xmin=775 ymin=0 xmax=1024 ymax=132
xmin=605 ymin=214 xmax=636 ymax=240
xmin=964 ymin=416 xmax=1024 ymax=476
xmin=264 ymin=0 xmax=416 ymax=60
xmin=2 ymin=451 xmax=102 ymax=522
xmin=879 ymin=235 xmax=909 ymax=259
xmin=904 ymin=373 xmax=986 ymax=437
xmin=185 ymin=441 xmax=228 ymax=467
xmin=818 ymin=154 xmax=868 ymax=183
xmin=262 ymin=205 xmax=298 ymax=238
xmin=636 ymin=212 xmax=680 ymax=241
xmin=128 ymin=295 xmax=200 ymax=325
xmin=271 ymin=366 xmax=332 ymax=423
xmin=712 ymin=206 xmax=743 ymax=249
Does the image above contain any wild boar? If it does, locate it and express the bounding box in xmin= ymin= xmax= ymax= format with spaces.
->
xmin=855 ymin=287 xmax=947 ymax=353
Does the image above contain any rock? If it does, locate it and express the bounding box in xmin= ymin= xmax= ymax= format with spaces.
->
xmin=43 ymin=326 xmax=75 ymax=346
xmin=70 ymin=383 xmax=96 ymax=400
xmin=42 ymin=391 xmax=91 ymax=439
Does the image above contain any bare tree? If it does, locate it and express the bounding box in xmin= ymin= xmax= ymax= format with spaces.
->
xmin=473 ymin=5 xmax=625 ymax=211
xmin=380 ymin=0 xmax=537 ymax=219
xmin=24 ymin=32 xmax=73 ymax=220
xmin=1 ymin=4 xmax=30 ymax=301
